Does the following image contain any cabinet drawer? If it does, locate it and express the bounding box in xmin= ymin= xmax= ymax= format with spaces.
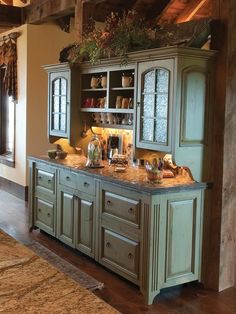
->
xmin=36 ymin=169 xmax=55 ymax=193
xmin=59 ymin=171 xmax=95 ymax=195
xmin=104 ymin=192 xmax=140 ymax=225
xmin=35 ymin=197 xmax=55 ymax=235
xmin=77 ymin=174 xmax=95 ymax=196
xmin=59 ymin=170 xmax=77 ymax=189
xmin=102 ymin=228 xmax=139 ymax=280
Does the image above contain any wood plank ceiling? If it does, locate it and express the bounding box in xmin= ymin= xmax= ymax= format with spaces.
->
xmin=0 ymin=0 xmax=212 ymax=37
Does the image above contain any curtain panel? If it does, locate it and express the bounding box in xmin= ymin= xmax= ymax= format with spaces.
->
xmin=0 ymin=32 xmax=19 ymax=102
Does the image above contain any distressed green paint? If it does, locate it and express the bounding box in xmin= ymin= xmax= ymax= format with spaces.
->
xmin=75 ymin=192 xmax=95 ymax=258
xmin=29 ymin=160 xmax=205 ymax=305
xmin=57 ymin=187 xmax=76 ymax=248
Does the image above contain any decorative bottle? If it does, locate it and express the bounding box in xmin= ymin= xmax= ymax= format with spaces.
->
xmin=86 ymin=135 xmax=101 ymax=167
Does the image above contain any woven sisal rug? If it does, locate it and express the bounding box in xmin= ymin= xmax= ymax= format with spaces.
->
xmin=0 ymin=229 xmax=119 ymax=313
xmin=25 ymin=241 xmax=104 ymax=291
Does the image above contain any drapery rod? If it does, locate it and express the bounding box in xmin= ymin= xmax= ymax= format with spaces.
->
xmin=0 ymin=32 xmax=20 ymax=43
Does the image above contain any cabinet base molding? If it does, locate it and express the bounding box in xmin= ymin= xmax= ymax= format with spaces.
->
xmin=0 ymin=176 xmax=28 ymax=201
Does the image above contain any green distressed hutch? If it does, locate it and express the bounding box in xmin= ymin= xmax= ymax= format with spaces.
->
xmin=29 ymin=46 xmax=216 ymax=304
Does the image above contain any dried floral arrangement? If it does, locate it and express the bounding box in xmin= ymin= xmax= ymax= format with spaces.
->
xmin=61 ymin=10 xmax=159 ymax=65
xmin=60 ymin=11 xmax=211 ymax=65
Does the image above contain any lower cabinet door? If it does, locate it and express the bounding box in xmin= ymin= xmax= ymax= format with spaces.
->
xmin=57 ymin=187 xmax=77 ymax=247
xmin=100 ymin=227 xmax=139 ymax=284
xmin=162 ymin=190 xmax=203 ymax=288
xmin=75 ymin=193 xmax=95 ymax=258
xmin=34 ymin=195 xmax=55 ymax=236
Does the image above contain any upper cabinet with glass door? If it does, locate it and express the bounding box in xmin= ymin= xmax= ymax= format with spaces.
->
xmin=49 ymin=71 xmax=69 ymax=138
xmin=136 ymin=59 xmax=174 ymax=152
xmin=44 ymin=63 xmax=80 ymax=146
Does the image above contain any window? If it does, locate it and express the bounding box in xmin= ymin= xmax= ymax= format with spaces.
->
xmin=0 ymin=67 xmax=15 ymax=167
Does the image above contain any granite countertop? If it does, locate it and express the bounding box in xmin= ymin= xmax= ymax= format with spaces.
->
xmin=28 ymin=154 xmax=207 ymax=194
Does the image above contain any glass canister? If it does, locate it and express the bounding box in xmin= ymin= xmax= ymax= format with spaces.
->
xmin=145 ymin=158 xmax=164 ymax=183
xmin=86 ymin=135 xmax=102 ymax=167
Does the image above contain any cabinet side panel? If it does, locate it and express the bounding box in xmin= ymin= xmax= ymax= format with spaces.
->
xmin=166 ymin=199 xmax=196 ymax=279
xmin=140 ymin=201 xmax=150 ymax=293
xmin=151 ymin=204 xmax=160 ymax=291
xmin=28 ymin=160 xmax=35 ymax=230
xmin=181 ymin=70 xmax=206 ymax=144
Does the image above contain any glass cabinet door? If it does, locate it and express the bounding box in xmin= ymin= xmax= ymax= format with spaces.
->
xmin=136 ymin=59 xmax=173 ymax=152
xmin=49 ymin=71 xmax=69 ymax=138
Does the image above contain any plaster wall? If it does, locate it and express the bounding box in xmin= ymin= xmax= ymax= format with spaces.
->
xmin=0 ymin=23 xmax=76 ymax=187
xmin=26 ymin=23 xmax=76 ymax=184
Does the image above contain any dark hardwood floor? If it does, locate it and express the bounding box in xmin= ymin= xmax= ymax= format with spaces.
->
xmin=0 ymin=189 xmax=236 ymax=314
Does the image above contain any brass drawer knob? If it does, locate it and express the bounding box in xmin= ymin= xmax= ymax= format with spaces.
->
xmin=128 ymin=207 xmax=134 ymax=214
xmin=128 ymin=253 xmax=133 ymax=259
xmin=106 ymin=242 xmax=111 ymax=248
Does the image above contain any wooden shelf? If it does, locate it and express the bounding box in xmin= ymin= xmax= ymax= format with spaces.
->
xmin=80 ymin=108 xmax=134 ymax=113
xmin=92 ymin=123 xmax=133 ymax=130
xmin=110 ymin=87 xmax=134 ymax=91
xmin=82 ymin=88 xmax=107 ymax=92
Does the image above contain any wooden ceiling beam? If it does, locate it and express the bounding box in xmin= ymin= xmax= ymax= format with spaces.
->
xmin=74 ymin=0 xmax=137 ymax=40
xmin=74 ymin=0 xmax=95 ymax=42
xmin=132 ymin=0 xmax=170 ymax=20
xmin=1 ymin=0 xmax=13 ymax=5
xmin=156 ymin=0 xmax=176 ymax=24
xmin=0 ymin=4 xmax=22 ymax=27
xmin=175 ymin=0 xmax=208 ymax=23
xmin=77 ymin=0 xmax=170 ymax=24
xmin=24 ymin=0 xmax=76 ymax=24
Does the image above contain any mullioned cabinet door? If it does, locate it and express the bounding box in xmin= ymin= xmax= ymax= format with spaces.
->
xmin=136 ymin=59 xmax=174 ymax=152
xmin=48 ymin=70 xmax=70 ymax=138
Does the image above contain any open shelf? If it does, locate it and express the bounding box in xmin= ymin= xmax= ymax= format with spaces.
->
xmin=82 ymin=88 xmax=107 ymax=92
xmin=110 ymin=87 xmax=134 ymax=91
xmin=80 ymin=108 xmax=134 ymax=113
xmin=92 ymin=123 xmax=133 ymax=130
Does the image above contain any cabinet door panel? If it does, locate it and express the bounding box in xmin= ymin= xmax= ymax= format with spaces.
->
xmin=36 ymin=169 xmax=55 ymax=192
xmin=57 ymin=189 xmax=76 ymax=247
xmin=104 ymin=191 xmax=140 ymax=226
xmin=164 ymin=192 xmax=202 ymax=287
xmin=59 ymin=170 xmax=77 ymax=189
xmin=49 ymin=71 xmax=69 ymax=138
xmin=35 ymin=164 xmax=56 ymax=196
xmin=181 ymin=69 xmax=207 ymax=145
xmin=101 ymin=228 xmax=139 ymax=281
xmin=77 ymin=174 xmax=96 ymax=196
xmin=167 ymin=199 xmax=196 ymax=277
xmin=136 ymin=59 xmax=174 ymax=152
xmin=75 ymin=196 xmax=94 ymax=257
xmin=35 ymin=197 xmax=55 ymax=236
